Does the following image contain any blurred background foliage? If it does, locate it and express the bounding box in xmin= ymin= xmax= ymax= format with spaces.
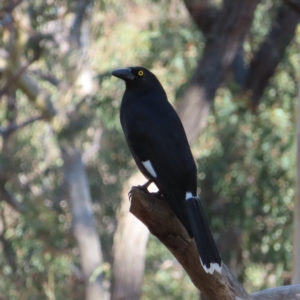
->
xmin=0 ymin=0 xmax=299 ymax=299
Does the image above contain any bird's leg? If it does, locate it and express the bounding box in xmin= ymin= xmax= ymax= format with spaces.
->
xmin=128 ymin=179 xmax=153 ymax=201
xmin=140 ymin=180 xmax=166 ymax=201
xmin=128 ymin=188 xmax=133 ymax=201
xmin=139 ymin=179 xmax=153 ymax=190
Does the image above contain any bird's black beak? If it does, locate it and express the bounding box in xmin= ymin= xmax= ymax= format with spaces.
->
xmin=111 ymin=68 xmax=135 ymax=80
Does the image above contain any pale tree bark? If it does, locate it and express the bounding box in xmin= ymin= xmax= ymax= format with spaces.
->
xmin=2 ymin=2 xmax=106 ymax=299
xmin=130 ymin=187 xmax=300 ymax=300
xmin=292 ymin=78 xmax=300 ymax=284
xmin=111 ymin=173 xmax=149 ymax=300
xmin=62 ymin=148 xmax=105 ymax=300
xmin=59 ymin=1 xmax=105 ymax=299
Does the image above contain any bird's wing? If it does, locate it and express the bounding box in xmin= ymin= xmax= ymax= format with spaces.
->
xmin=125 ymin=108 xmax=196 ymax=211
xmin=126 ymin=113 xmax=195 ymax=186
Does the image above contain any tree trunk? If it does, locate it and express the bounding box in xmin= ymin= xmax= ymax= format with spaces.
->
xmin=111 ymin=173 xmax=149 ymax=300
xmin=292 ymin=78 xmax=300 ymax=284
xmin=244 ymin=3 xmax=300 ymax=111
xmin=180 ymin=0 xmax=260 ymax=142
xmin=62 ymin=148 xmax=105 ymax=300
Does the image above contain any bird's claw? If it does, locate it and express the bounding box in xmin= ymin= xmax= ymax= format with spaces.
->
xmin=128 ymin=189 xmax=133 ymax=201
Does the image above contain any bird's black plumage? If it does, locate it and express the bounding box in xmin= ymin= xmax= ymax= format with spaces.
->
xmin=112 ymin=66 xmax=222 ymax=274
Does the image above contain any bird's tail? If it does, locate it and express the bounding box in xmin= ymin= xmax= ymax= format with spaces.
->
xmin=185 ymin=196 xmax=222 ymax=274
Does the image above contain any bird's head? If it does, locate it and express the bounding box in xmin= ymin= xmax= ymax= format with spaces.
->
xmin=111 ymin=67 xmax=162 ymax=91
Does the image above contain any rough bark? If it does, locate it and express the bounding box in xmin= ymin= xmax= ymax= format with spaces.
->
xmin=130 ymin=186 xmax=300 ymax=300
xmin=179 ymin=0 xmax=260 ymax=142
xmin=130 ymin=187 xmax=249 ymax=300
xmin=292 ymin=79 xmax=300 ymax=284
xmin=62 ymin=148 xmax=104 ymax=300
xmin=244 ymin=3 xmax=300 ymax=111
xmin=111 ymin=173 xmax=149 ymax=300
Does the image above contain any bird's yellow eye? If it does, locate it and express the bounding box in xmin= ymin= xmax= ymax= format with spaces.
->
xmin=138 ymin=70 xmax=144 ymax=77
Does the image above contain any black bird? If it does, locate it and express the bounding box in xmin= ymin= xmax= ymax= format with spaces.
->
xmin=112 ymin=66 xmax=222 ymax=274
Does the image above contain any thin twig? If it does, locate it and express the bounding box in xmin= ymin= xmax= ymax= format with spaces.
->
xmin=0 ymin=115 xmax=43 ymax=136
xmin=0 ymin=184 xmax=24 ymax=212
xmin=29 ymin=70 xmax=60 ymax=86
xmin=0 ymin=59 xmax=36 ymax=98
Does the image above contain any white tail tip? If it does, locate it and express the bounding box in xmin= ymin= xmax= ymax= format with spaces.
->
xmin=200 ymin=257 xmax=222 ymax=274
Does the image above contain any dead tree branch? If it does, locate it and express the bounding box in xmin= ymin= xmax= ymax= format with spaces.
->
xmin=130 ymin=187 xmax=300 ymax=300
xmin=130 ymin=187 xmax=249 ymax=300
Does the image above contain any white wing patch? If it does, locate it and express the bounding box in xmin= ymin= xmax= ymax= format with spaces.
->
xmin=200 ymin=257 xmax=222 ymax=275
xmin=142 ymin=160 xmax=157 ymax=178
xmin=185 ymin=192 xmax=193 ymax=200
